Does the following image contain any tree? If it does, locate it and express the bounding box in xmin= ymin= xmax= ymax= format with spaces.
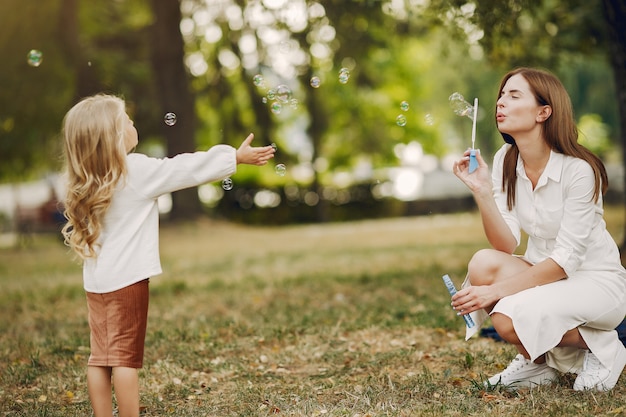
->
xmin=149 ymin=0 xmax=202 ymax=220
xmin=601 ymin=0 xmax=626 ymax=257
xmin=2 ymin=0 xmax=623 ymax=233
xmin=0 ymin=0 xmax=74 ymax=181
xmin=180 ymin=0 xmax=460 ymax=220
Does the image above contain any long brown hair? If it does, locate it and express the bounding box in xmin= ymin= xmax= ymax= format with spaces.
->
xmin=498 ymin=68 xmax=608 ymax=210
xmin=61 ymin=94 xmax=128 ymax=259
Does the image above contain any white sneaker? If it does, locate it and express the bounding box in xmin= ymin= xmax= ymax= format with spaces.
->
xmin=573 ymin=347 xmax=626 ymax=391
xmin=487 ymin=354 xmax=558 ymax=389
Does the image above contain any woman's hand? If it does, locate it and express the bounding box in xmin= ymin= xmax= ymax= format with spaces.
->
xmin=451 ymin=284 xmax=500 ymax=315
xmin=452 ymin=148 xmax=492 ymax=195
xmin=236 ymin=133 xmax=276 ymax=165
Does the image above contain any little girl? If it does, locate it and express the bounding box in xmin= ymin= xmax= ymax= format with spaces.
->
xmin=61 ymin=94 xmax=275 ymax=417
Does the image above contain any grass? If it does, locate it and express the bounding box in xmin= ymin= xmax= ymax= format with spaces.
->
xmin=0 ymin=207 xmax=625 ymax=416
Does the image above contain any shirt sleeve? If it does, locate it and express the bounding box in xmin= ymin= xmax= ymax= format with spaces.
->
xmin=126 ymin=145 xmax=237 ymax=199
xmin=491 ymin=144 xmax=522 ymax=246
xmin=549 ymin=159 xmax=598 ymax=276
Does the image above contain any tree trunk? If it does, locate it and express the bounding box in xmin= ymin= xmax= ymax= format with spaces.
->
xmin=601 ymin=0 xmax=626 ymax=262
xmin=58 ymin=0 xmax=101 ymax=99
xmin=305 ymin=67 xmax=330 ymax=223
xmin=149 ymin=0 xmax=201 ymax=220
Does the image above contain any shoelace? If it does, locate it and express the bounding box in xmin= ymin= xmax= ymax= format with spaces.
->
xmin=500 ymin=356 xmax=529 ymax=377
xmin=581 ymin=352 xmax=603 ymax=378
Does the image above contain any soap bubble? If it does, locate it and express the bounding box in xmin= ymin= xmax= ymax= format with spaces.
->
xmin=221 ymin=178 xmax=233 ymax=191
xmin=275 ymin=84 xmax=292 ymax=103
xmin=267 ymin=88 xmax=277 ymax=101
xmin=275 ymin=164 xmax=286 ymax=176
xmin=253 ymin=74 xmax=265 ymax=87
xmin=27 ymin=49 xmax=43 ymax=67
xmin=271 ymin=143 xmax=278 ymax=151
xmin=400 ymin=101 xmax=410 ymax=112
xmin=289 ymin=98 xmax=299 ymax=109
xmin=270 ymin=102 xmax=282 ymax=114
xmin=396 ymin=114 xmax=407 ymax=127
xmin=310 ymin=76 xmax=321 ymax=88
xmin=164 ymin=112 xmax=177 ymax=126
xmin=449 ymin=92 xmax=474 ymax=119
xmin=424 ymin=113 xmax=434 ymax=126
xmin=338 ymin=68 xmax=350 ymax=84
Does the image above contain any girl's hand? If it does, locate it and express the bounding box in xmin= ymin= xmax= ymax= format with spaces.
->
xmin=236 ymin=133 xmax=276 ymax=165
xmin=452 ymin=148 xmax=492 ymax=195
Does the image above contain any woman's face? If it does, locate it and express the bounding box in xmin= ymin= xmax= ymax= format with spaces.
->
xmin=123 ymin=114 xmax=138 ymax=152
xmin=496 ymin=74 xmax=549 ymax=138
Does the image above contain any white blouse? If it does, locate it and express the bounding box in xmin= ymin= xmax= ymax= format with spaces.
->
xmin=491 ymin=143 xmax=625 ymax=280
xmin=82 ymin=145 xmax=237 ymax=293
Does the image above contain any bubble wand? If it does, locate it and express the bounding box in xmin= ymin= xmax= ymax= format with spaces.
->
xmin=449 ymin=92 xmax=479 ymax=173
xmin=469 ymin=97 xmax=479 ymax=173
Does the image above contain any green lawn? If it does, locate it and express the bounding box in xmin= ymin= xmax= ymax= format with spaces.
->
xmin=0 ymin=208 xmax=624 ymax=416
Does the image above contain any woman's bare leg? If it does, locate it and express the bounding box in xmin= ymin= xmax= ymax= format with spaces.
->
xmin=468 ymin=249 xmax=540 ymax=359
xmin=471 ymin=249 xmax=589 ymax=362
xmin=558 ymin=328 xmax=589 ymax=350
xmin=467 ymin=248 xmax=532 ymax=310
xmin=490 ymin=312 xmax=546 ymax=362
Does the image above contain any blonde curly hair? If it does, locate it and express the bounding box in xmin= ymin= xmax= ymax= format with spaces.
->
xmin=61 ymin=94 xmax=129 ymax=259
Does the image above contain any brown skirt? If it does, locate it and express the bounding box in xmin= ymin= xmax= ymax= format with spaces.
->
xmin=86 ymin=279 xmax=149 ymax=368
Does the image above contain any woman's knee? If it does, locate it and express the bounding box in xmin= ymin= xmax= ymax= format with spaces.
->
xmin=467 ymin=249 xmax=501 ymax=286
xmin=491 ymin=313 xmax=521 ymax=344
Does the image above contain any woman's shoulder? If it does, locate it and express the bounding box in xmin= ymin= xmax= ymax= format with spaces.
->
xmin=546 ymin=152 xmax=595 ymax=187
xmin=560 ymin=153 xmax=594 ymax=175
xmin=492 ymin=143 xmax=512 ymax=163
xmin=495 ymin=143 xmax=512 ymax=155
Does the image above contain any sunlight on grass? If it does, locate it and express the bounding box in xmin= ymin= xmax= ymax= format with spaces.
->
xmin=0 ymin=208 xmax=624 ymax=416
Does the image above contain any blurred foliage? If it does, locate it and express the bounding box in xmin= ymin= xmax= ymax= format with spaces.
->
xmin=0 ymin=0 xmax=620 ymax=187
xmin=440 ymin=0 xmax=607 ymax=67
xmin=0 ymin=1 xmax=73 ymax=179
xmin=578 ymin=113 xmax=612 ymax=157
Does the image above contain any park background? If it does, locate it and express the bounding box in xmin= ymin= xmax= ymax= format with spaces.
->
xmin=1 ymin=0 xmax=626 ymax=416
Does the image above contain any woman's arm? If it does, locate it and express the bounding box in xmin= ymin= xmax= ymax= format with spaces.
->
xmin=454 ymin=149 xmax=517 ymax=253
xmin=453 ymin=257 xmax=566 ymax=315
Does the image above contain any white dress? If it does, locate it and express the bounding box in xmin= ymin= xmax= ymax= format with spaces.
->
xmin=465 ymin=144 xmax=626 ymax=374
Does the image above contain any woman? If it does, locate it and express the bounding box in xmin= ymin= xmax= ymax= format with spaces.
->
xmin=452 ymin=67 xmax=626 ymax=391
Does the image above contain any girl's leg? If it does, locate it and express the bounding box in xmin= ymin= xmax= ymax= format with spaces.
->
xmin=88 ymin=365 xmax=113 ymax=417
xmin=113 ymin=367 xmax=140 ymax=417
